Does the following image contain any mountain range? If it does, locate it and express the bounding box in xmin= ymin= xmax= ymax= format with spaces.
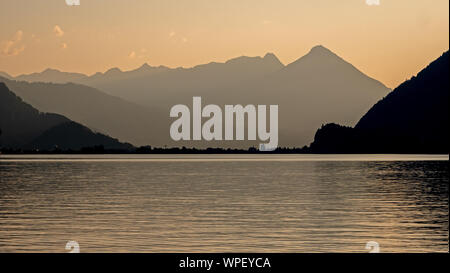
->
xmin=1 ymin=46 xmax=391 ymax=148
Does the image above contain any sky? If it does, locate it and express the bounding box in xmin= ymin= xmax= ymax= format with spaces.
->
xmin=0 ymin=0 xmax=448 ymax=88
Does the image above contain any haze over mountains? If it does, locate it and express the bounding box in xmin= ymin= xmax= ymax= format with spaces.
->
xmin=0 ymin=72 xmax=12 ymax=79
xmin=0 ymin=83 xmax=132 ymax=151
xmin=0 ymin=76 xmax=165 ymax=147
xmin=1 ymin=46 xmax=391 ymax=148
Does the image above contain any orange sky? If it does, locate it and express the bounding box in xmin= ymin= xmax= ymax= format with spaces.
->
xmin=0 ymin=0 xmax=448 ymax=88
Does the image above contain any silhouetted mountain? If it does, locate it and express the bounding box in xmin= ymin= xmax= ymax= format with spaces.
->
xmin=77 ymin=53 xmax=286 ymax=101
xmin=0 ymin=76 xmax=164 ymax=146
xmin=249 ymin=45 xmax=390 ymax=146
xmin=27 ymin=121 xmax=132 ymax=151
xmin=0 ymin=71 xmax=12 ymax=79
xmin=310 ymin=51 xmax=449 ymax=153
xmin=15 ymin=68 xmax=87 ymax=84
xmin=310 ymin=123 xmax=361 ymax=153
xmin=0 ymin=82 xmax=132 ymax=151
xmin=81 ymin=64 xmax=171 ymax=86
xmin=0 ymin=82 xmax=68 ymax=147
xmin=4 ymin=46 xmax=390 ymax=147
xmin=80 ymin=46 xmax=389 ymax=147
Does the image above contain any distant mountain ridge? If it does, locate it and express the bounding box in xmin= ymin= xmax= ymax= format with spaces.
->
xmin=5 ymin=52 xmax=284 ymax=87
xmin=15 ymin=68 xmax=86 ymax=84
xmin=0 ymin=71 xmax=12 ymax=79
xmin=0 ymin=82 xmax=133 ymax=151
xmin=310 ymin=51 xmax=449 ymax=153
xmin=75 ymin=52 xmax=287 ymax=103
xmin=0 ymin=76 xmax=164 ymax=146
xmin=1 ymin=46 xmax=391 ymax=148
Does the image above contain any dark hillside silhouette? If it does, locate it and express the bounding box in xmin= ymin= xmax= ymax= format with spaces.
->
xmin=310 ymin=123 xmax=363 ymax=153
xmin=0 ymin=82 xmax=68 ymax=147
xmin=0 ymin=82 xmax=133 ymax=151
xmin=0 ymin=76 xmax=163 ymax=146
xmin=27 ymin=121 xmax=133 ymax=151
xmin=310 ymin=51 xmax=449 ymax=153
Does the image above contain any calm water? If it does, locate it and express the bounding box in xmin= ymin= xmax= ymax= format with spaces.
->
xmin=0 ymin=154 xmax=448 ymax=253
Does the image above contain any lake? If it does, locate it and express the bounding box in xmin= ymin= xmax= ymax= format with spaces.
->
xmin=0 ymin=154 xmax=448 ymax=252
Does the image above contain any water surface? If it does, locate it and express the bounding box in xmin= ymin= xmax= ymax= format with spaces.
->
xmin=0 ymin=154 xmax=448 ymax=252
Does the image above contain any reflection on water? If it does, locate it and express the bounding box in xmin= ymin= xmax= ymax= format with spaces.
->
xmin=0 ymin=154 xmax=448 ymax=252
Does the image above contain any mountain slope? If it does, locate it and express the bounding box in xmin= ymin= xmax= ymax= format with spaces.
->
xmin=310 ymin=51 xmax=449 ymax=153
xmin=356 ymin=51 xmax=449 ymax=132
xmin=0 ymin=76 xmax=164 ymax=146
xmin=27 ymin=121 xmax=132 ymax=151
xmin=0 ymin=82 xmax=68 ymax=147
xmin=0 ymin=82 xmax=132 ymax=150
xmin=0 ymin=71 xmax=12 ymax=79
xmin=250 ymin=45 xmax=391 ymax=146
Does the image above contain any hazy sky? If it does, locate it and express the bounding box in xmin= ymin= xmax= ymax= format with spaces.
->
xmin=0 ymin=0 xmax=448 ymax=88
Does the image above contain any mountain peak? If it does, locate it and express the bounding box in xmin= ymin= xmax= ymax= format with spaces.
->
xmin=42 ymin=68 xmax=61 ymax=74
xmin=264 ymin=52 xmax=276 ymax=59
xmin=308 ymin=45 xmax=336 ymax=56
xmin=130 ymin=63 xmax=152 ymax=72
xmin=286 ymin=45 xmax=348 ymax=69
xmin=105 ymin=67 xmax=122 ymax=74
xmin=263 ymin=52 xmax=284 ymax=66
xmin=139 ymin=63 xmax=151 ymax=69
xmin=131 ymin=63 xmax=172 ymax=74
